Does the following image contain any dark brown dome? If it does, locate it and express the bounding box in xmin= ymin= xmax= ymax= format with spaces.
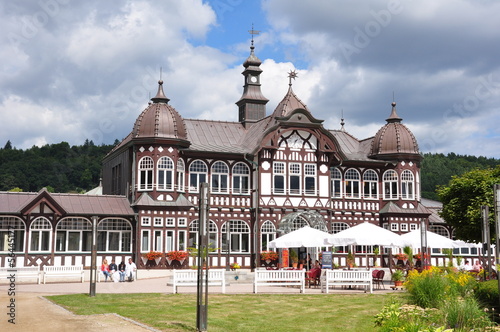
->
xmin=370 ymin=102 xmax=419 ymax=158
xmin=132 ymin=81 xmax=188 ymax=141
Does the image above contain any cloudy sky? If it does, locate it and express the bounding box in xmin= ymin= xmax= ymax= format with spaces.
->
xmin=2 ymin=0 xmax=500 ymax=157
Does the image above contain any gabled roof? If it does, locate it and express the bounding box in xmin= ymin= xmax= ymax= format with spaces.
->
xmin=132 ymin=192 xmax=194 ymax=209
xmin=379 ymin=201 xmax=432 ymax=216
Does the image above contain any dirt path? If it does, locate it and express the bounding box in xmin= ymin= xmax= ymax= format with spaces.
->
xmin=0 ymin=293 xmax=156 ymax=332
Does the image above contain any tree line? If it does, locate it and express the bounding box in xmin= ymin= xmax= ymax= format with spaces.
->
xmin=1 ymin=140 xmax=499 ymax=197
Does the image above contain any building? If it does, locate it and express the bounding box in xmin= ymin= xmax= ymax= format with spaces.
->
xmin=1 ymin=41 xmax=442 ymax=269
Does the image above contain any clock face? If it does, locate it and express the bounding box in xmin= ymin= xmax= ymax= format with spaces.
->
xmin=288 ymin=133 xmax=303 ymax=148
xmin=250 ymin=75 xmax=258 ymax=83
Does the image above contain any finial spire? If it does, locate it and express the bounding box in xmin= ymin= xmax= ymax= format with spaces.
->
xmin=340 ymin=109 xmax=345 ymax=131
xmin=288 ymin=70 xmax=298 ymax=87
xmin=248 ymin=23 xmax=260 ymax=49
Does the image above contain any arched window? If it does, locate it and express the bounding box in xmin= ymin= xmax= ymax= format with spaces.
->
xmin=30 ymin=217 xmax=52 ymax=252
xmin=0 ymin=217 xmax=25 ymax=252
xmin=430 ymin=225 xmax=450 ymax=238
xmin=97 ymin=218 xmax=132 ymax=252
xmin=56 ymin=217 xmax=92 ymax=252
xmin=138 ymin=156 xmax=154 ymax=190
xmin=188 ymin=220 xmax=218 ymax=250
xmin=157 ymin=156 xmax=174 ymax=191
xmin=330 ymin=168 xmax=342 ymax=198
xmin=232 ymin=162 xmax=250 ymax=194
xmin=363 ymin=170 xmax=378 ymax=199
xmin=211 ymin=161 xmax=229 ymax=193
xmin=401 ymin=170 xmax=415 ymax=200
xmin=332 ymin=222 xmax=349 ymax=234
xmin=383 ymin=170 xmax=398 ymax=199
xmin=261 ymin=221 xmax=276 ymax=251
xmin=189 ymin=160 xmax=208 ymax=192
xmin=222 ymin=220 xmax=250 ymax=253
xmin=345 ymin=168 xmax=360 ymax=198
xmin=177 ymin=159 xmax=185 ymax=192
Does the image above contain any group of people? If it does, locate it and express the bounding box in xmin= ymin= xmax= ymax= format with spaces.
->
xmin=101 ymin=258 xmax=136 ymax=282
xmin=461 ymin=260 xmax=483 ymax=273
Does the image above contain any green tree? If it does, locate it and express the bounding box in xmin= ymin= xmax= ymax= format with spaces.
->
xmin=437 ymin=167 xmax=500 ymax=242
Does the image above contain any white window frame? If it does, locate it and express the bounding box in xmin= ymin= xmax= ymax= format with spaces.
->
xmin=189 ymin=160 xmax=208 ymax=193
xmin=344 ymin=168 xmax=360 ymax=198
xmin=177 ymin=159 xmax=185 ymax=192
xmin=260 ymin=220 xmax=276 ymax=251
xmin=383 ymin=170 xmax=398 ymax=200
xmin=157 ymin=156 xmax=174 ymax=191
xmin=222 ymin=220 xmax=250 ymax=253
xmin=211 ymin=161 xmax=229 ymax=194
xmin=153 ymin=230 xmax=163 ymax=252
xmin=232 ymin=162 xmax=250 ymax=194
xmin=166 ymin=230 xmax=174 ymax=251
xmin=273 ymin=162 xmax=286 ymax=194
xmin=29 ymin=217 xmax=52 ymax=253
xmin=401 ymin=170 xmax=415 ymax=200
xmin=178 ymin=218 xmax=187 ymax=227
xmin=330 ymin=168 xmax=342 ymax=198
xmin=166 ymin=218 xmax=175 ymax=227
xmin=410 ymin=224 xmax=418 ymax=231
xmin=289 ymin=163 xmax=301 ymax=195
xmin=97 ymin=218 xmax=132 ymax=252
xmin=154 ymin=217 xmax=163 ymax=227
xmin=141 ymin=217 xmax=151 ymax=226
xmin=141 ymin=230 xmax=150 ymax=252
xmin=56 ymin=217 xmax=92 ymax=252
xmin=400 ymin=223 xmax=408 ymax=232
xmin=363 ymin=169 xmax=378 ymax=199
xmin=390 ymin=223 xmax=399 ymax=231
xmin=138 ymin=156 xmax=154 ymax=190
xmin=304 ymin=164 xmax=316 ymax=195
xmin=0 ymin=217 xmax=25 ymax=253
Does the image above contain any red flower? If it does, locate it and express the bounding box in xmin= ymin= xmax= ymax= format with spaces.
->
xmin=167 ymin=251 xmax=189 ymax=261
xmin=143 ymin=251 xmax=163 ymax=260
xmin=260 ymin=251 xmax=279 ymax=261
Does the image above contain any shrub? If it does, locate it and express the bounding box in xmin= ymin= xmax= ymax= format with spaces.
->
xmin=474 ymin=280 xmax=499 ymax=309
xmin=442 ymin=297 xmax=492 ymax=331
xmin=405 ymin=267 xmax=449 ymax=308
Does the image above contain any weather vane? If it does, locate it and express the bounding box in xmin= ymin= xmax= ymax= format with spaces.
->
xmin=288 ymin=70 xmax=298 ymax=86
xmin=248 ymin=23 xmax=260 ymax=46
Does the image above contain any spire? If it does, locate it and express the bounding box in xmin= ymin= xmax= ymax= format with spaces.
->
xmin=151 ymin=80 xmax=170 ymax=104
xmin=288 ymin=69 xmax=298 ymax=87
xmin=340 ymin=109 xmax=345 ymax=131
xmin=386 ymin=101 xmax=402 ymax=123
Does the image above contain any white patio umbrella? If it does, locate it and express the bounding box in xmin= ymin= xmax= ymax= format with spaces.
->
xmin=268 ymin=226 xmax=331 ymax=248
xmin=324 ymin=222 xmax=404 ymax=247
xmin=400 ymin=230 xmax=461 ymax=249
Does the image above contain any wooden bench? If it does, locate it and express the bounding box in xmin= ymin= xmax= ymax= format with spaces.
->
xmin=321 ymin=270 xmax=372 ymax=294
xmin=171 ymin=269 xmax=226 ymax=294
xmin=0 ymin=266 xmax=41 ymax=284
xmin=254 ymin=269 xmax=305 ymax=293
xmin=43 ymin=265 xmax=84 ymax=284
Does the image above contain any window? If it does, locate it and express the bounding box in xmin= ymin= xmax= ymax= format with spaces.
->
xmin=260 ymin=221 xmax=276 ymax=251
xmin=304 ymin=164 xmax=316 ymax=195
xmin=189 ymin=160 xmax=208 ymax=192
xmin=157 ymin=156 xmax=174 ymax=191
xmin=222 ymin=220 xmax=250 ymax=253
xmin=188 ymin=220 xmax=218 ymax=250
xmin=138 ymin=156 xmax=154 ymax=190
xmin=345 ymin=168 xmax=360 ymax=198
xmin=383 ymin=170 xmax=398 ymax=199
xmin=153 ymin=230 xmax=162 ymax=252
xmin=166 ymin=230 xmax=174 ymax=251
xmin=30 ymin=217 xmax=51 ymax=252
xmin=232 ymin=162 xmax=250 ymax=194
xmin=56 ymin=218 xmax=92 ymax=252
xmin=178 ymin=218 xmax=187 ymax=227
xmin=330 ymin=168 xmax=342 ymax=198
xmin=178 ymin=230 xmax=186 ymax=250
xmin=390 ymin=223 xmax=399 ymax=231
xmin=332 ymin=222 xmax=349 ymax=234
xmin=97 ymin=218 xmax=132 ymax=252
xmin=166 ymin=218 xmax=175 ymax=227
xmin=0 ymin=217 xmax=25 ymax=252
xmin=401 ymin=170 xmax=415 ymax=200
xmin=211 ymin=161 xmax=229 ymax=193
xmin=400 ymin=223 xmax=408 ymax=232
xmin=430 ymin=225 xmax=450 ymax=238
xmin=141 ymin=230 xmax=150 ymax=252
xmin=363 ymin=170 xmax=378 ymax=199
xmin=154 ymin=217 xmax=163 ymax=227
xmin=111 ymin=164 xmax=122 ymax=195
xmin=410 ymin=224 xmax=418 ymax=231
xmin=273 ymin=162 xmax=285 ymax=194
xmin=141 ymin=217 xmax=151 ymax=226
xmin=177 ymin=159 xmax=185 ymax=192
xmin=289 ymin=163 xmax=301 ymax=194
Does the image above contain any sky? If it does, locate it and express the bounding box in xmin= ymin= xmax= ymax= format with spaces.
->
xmin=1 ymin=0 xmax=500 ymax=158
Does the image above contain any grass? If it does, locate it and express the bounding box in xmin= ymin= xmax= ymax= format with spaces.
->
xmin=47 ymin=292 xmax=403 ymax=331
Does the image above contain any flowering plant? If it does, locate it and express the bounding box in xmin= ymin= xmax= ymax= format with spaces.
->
xmin=230 ymin=262 xmax=240 ymax=269
xmin=394 ymin=253 xmax=408 ymax=261
xmin=167 ymin=250 xmax=189 ymax=261
xmin=413 ymin=253 xmax=430 ymax=260
xmin=260 ymin=251 xmax=279 ymax=261
xmin=143 ymin=251 xmax=163 ymax=260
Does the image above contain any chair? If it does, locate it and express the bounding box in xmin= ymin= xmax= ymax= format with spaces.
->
xmin=373 ymin=270 xmax=385 ymax=289
xmin=305 ymin=268 xmax=321 ymax=288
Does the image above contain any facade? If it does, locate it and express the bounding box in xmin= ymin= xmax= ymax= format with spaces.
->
xmin=2 ymin=41 xmax=453 ymax=269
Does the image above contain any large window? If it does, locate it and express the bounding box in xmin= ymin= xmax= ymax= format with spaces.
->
xmin=56 ymin=218 xmax=92 ymax=252
xmin=363 ymin=170 xmax=378 ymax=199
xmin=189 ymin=160 xmax=208 ymax=192
xmin=222 ymin=220 xmax=250 ymax=253
xmin=30 ymin=217 xmax=51 ymax=252
xmin=345 ymin=168 xmax=360 ymax=198
xmin=177 ymin=159 xmax=185 ymax=192
xmin=188 ymin=220 xmax=218 ymax=250
xmin=304 ymin=164 xmax=316 ymax=195
xmin=0 ymin=217 xmax=25 ymax=252
xmin=157 ymin=156 xmax=174 ymax=191
xmin=261 ymin=220 xmax=276 ymax=251
xmin=211 ymin=161 xmax=229 ymax=193
xmin=401 ymin=170 xmax=415 ymax=200
xmin=138 ymin=156 xmax=154 ymax=190
xmin=97 ymin=218 xmax=132 ymax=252
xmin=332 ymin=222 xmax=349 ymax=234
xmin=330 ymin=168 xmax=342 ymax=198
xmin=273 ymin=162 xmax=285 ymax=194
xmin=232 ymin=162 xmax=250 ymax=194
xmin=289 ymin=163 xmax=301 ymax=194
xmin=383 ymin=170 xmax=398 ymax=199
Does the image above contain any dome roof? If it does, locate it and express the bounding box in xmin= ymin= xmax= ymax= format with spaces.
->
xmin=370 ymin=102 xmax=419 ymax=158
xmin=132 ymin=81 xmax=188 ymax=141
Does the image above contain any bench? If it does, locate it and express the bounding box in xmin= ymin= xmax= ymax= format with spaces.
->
xmin=254 ymin=269 xmax=305 ymax=293
xmin=321 ymin=270 xmax=372 ymax=294
xmin=171 ymin=269 xmax=226 ymax=294
xmin=0 ymin=266 xmax=41 ymax=284
xmin=43 ymin=265 xmax=84 ymax=284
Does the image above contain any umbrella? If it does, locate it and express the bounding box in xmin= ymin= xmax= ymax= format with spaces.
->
xmin=324 ymin=222 xmax=404 ymax=247
xmin=400 ymin=230 xmax=461 ymax=249
xmin=268 ymin=226 xmax=331 ymax=248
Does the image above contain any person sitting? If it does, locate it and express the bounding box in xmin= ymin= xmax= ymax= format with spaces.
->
xmin=118 ymin=261 xmax=127 ymax=282
xmin=462 ymin=260 xmax=473 ymax=271
xmin=109 ymin=260 xmax=119 ymax=282
xmin=125 ymin=258 xmax=137 ymax=281
xmin=101 ymin=259 xmax=110 ymax=282
xmin=472 ymin=260 xmax=483 ymax=273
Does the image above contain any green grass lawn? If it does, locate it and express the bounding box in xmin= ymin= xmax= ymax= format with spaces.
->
xmin=47 ymin=293 xmax=403 ymax=331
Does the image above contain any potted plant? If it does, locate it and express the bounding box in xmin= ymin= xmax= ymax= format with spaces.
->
xmin=391 ymin=269 xmax=405 ymax=287
xmin=260 ymin=251 xmax=279 ymax=262
xmin=346 ymin=250 xmax=355 ymax=269
xmin=230 ymin=262 xmax=240 ymax=271
xmin=373 ymin=247 xmax=380 ymax=267
xmin=289 ymin=250 xmax=298 ymax=268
